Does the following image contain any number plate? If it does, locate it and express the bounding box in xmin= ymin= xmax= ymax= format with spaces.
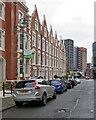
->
xmin=20 ymin=91 xmax=29 ymax=93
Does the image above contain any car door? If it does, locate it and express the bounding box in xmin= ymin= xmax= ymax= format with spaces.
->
xmin=47 ymin=81 xmax=54 ymax=97
xmin=61 ymin=79 xmax=65 ymax=90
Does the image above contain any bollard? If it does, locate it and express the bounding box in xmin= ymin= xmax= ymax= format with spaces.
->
xmin=3 ymin=82 xmax=5 ymax=96
xmin=11 ymin=84 xmax=12 ymax=95
xmin=13 ymin=82 xmax=14 ymax=88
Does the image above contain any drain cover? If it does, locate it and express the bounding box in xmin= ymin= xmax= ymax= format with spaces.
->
xmin=57 ymin=109 xmax=66 ymax=113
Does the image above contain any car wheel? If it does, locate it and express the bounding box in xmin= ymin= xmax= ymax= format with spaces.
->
xmin=72 ymin=84 xmax=74 ymax=88
xmin=60 ymin=88 xmax=63 ymax=94
xmin=52 ymin=90 xmax=57 ymax=99
xmin=70 ymin=84 xmax=72 ymax=89
xmin=15 ymin=101 xmax=23 ymax=107
xmin=41 ymin=93 xmax=47 ymax=106
xmin=65 ymin=88 xmax=67 ymax=91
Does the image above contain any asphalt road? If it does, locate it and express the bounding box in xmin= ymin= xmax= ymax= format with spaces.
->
xmin=2 ymin=79 xmax=94 ymax=119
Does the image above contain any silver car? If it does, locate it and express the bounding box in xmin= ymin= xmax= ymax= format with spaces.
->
xmin=13 ymin=79 xmax=56 ymax=106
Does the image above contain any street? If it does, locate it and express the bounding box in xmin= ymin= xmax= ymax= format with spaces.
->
xmin=2 ymin=79 xmax=94 ymax=118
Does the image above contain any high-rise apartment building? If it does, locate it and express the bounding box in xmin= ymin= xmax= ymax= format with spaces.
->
xmin=78 ymin=47 xmax=87 ymax=75
xmin=85 ymin=63 xmax=93 ymax=78
xmin=93 ymin=42 xmax=96 ymax=78
xmin=64 ymin=39 xmax=74 ymax=72
xmin=74 ymin=47 xmax=78 ymax=70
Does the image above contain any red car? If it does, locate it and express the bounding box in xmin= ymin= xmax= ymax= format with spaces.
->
xmin=85 ymin=76 xmax=90 ymax=79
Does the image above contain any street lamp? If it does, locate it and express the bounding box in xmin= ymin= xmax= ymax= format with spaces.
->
xmin=21 ymin=17 xmax=28 ymax=80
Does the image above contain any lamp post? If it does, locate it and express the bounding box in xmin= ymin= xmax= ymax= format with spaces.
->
xmin=21 ymin=18 xmax=28 ymax=80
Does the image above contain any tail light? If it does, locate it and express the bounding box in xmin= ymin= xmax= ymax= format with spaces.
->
xmin=34 ymin=81 xmax=40 ymax=89
xmin=56 ymin=84 xmax=61 ymax=86
xmin=12 ymin=83 xmax=17 ymax=91
xmin=66 ymin=82 xmax=70 ymax=84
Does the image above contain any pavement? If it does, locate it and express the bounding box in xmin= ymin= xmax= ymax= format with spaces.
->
xmin=0 ymin=91 xmax=15 ymax=111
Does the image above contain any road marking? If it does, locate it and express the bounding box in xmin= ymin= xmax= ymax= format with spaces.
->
xmin=68 ymin=97 xmax=80 ymax=118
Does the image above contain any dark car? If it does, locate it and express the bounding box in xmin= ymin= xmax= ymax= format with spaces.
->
xmin=70 ymin=78 xmax=78 ymax=86
xmin=49 ymin=79 xmax=67 ymax=93
xmin=63 ymin=79 xmax=73 ymax=89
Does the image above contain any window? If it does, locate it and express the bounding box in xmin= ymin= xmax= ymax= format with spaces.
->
xmin=44 ymin=27 xmax=47 ymax=38
xmin=50 ymin=44 xmax=51 ymax=54
xmin=18 ymin=11 xmax=23 ymax=24
xmin=20 ymin=59 xmax=23 ymax=74
xmin=46 ymin=42 xmax=48 ymax=52
xmin=46 ymin=55 xmax=48 ymax=66
xmin=49 ymin=70 xmax=52 ymax=79
xmin=35 ymin=18 xmax=38 ymax=31
xmin=25 ymin=59 xmax=29 ymax=74
xmin=32 ymin=32 xmax=36 ymax=46
xmin=52 ymin=46 xmax=54 ymax=56
xmin=25 ymin=35 xmax=29 ymax=49
xmin=42 ymin=71 xmax=45 ymax=78
xmin=38 ymin=35 xmax=41 ymax=49
xmin=55 ymin=58 xmax=56 ymax=67
xmin=51 ymin=35 xmax=53 ymax=43
xmin=15 ymin=80 xmax=35 ymax=89
xmin=0 ymin=29 xmax=5 ymax=50
xmin=20 ymin=34 xmax=23 ymax=49
xmin=37 ymin=52 xmax=41 ymax=65
xmin=53 ymin=58 xmax=54 ymax=67
xmin=42 ymin=38 xmax=45 ymax=51
xmin=0 ymin=2 xmax=5 ymax=20
xmin=33 ymin=70 xmax=36 ymax=77
xmin=56 ymin=40 xmax=57 ymax=46
xmin=57 ymin=50 xmax=58 ymax=57
xmin=42 ymin=54 xmax=45 ymax=66
xmin=57 ymin=59 xmax=58 ymax=67
xmin=32 ymin=51 xmax=35 ymax=64
xmin=49 ymin=56 xmax=51 ymax=67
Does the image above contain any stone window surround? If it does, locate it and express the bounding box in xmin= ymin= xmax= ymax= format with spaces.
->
xmin=0 ymin=28 xmax=5 ymax=51
xmin=0 ymin=1 xmax=5 ymax=21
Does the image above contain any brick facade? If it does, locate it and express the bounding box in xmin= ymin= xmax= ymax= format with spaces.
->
xmin=0 ymin=2 xmax=66 ymax=82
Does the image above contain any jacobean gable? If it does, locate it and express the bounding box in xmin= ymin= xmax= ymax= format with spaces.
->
xmin=42 ymin=15 xmax=49 ymax=40
xmin=31 ymin=6 xmax=41 ymax=33
xmin=49 ymin=26 xmax=54 ymax=44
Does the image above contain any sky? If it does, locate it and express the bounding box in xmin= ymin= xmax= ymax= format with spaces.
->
xmin=26 ymin=0 xmax=95 ymax=63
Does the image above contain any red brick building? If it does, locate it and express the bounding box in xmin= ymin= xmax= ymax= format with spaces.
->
xmin=31 ymin=5 xmax=42 ymax=78
xmin=0 ymin=1 xmax=31 ymax=82
xmin=0 ymin=2 xmax=66 ymax=82
xmin=0 ymin=0 xmax=6 ymax=83
xmin=30 ymin=6 xmax=66 ymax=80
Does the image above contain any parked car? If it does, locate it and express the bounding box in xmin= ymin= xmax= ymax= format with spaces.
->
xmin=49 ymin=79 xmax=67 ymax=93
xmin=85 ymin=76 xmax=90 ymax=79
xmin=75 ymin=78 xmax=81 ymax=84
xmin=70 ymin=78 xmax=78 ymax=86
xmin=64 ymin=79 xmax=73 ymax=89
xmin=13 ymin=79 xmax=57 ymax=107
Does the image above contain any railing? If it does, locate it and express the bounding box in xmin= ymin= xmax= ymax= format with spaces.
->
xmin=0 ymin=80 xmax=20 ymax=97
xmin=2 ymin=82 xmax=13 ymax=96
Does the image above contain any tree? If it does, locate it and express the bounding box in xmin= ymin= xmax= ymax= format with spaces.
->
xmin=54 ymin=75 xmax=58 ymax=78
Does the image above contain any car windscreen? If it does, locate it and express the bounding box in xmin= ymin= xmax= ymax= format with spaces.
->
xmin=15 ymin=80 xmax=35 ymax=88
xmin=50 ymin=80 xmax=60 ymax=84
